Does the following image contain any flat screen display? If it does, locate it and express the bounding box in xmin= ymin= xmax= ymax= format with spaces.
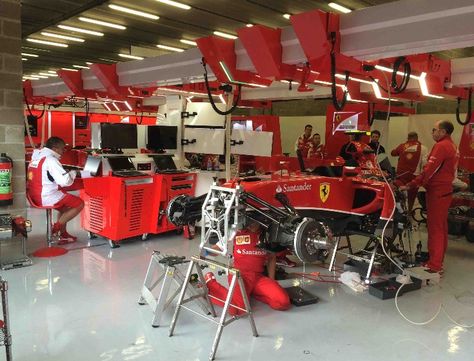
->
xmin=100 ymin=123 xmax=137 ymax=149
xmin=147 ymin=126 xmax=178 ymax=150
xmin=83 ymin=156 xmax=101 ymax=176
xmin=151 ymin=155 xmax=176 ymax=170
xmin=107 ymin=156 xmax=136 ymax=171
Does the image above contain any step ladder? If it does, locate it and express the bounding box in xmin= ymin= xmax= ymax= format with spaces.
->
xmin=169 ymin=255 xmax=258 ymax=361
xmin=0 ymin=277 xmax=12 ymax=361
xmin=138 ymin=251 xmax=210 ymax=327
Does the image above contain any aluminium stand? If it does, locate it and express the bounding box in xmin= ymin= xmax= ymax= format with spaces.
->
xmin=0 ymin=277 xmax=12 ymax=361
xmin=169 ymin=255 xmax=258 ymax=361
xmin=138 ymin=251 xmax=210 ymax=327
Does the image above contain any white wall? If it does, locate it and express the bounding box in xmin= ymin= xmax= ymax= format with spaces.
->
xmin=279 ymin=116 xmax=326 ymax=155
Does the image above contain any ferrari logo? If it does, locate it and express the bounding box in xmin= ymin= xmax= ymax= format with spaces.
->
xmin=320 ymin=183 xmax=330 ymax=203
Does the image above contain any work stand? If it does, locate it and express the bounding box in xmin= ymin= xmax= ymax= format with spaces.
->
xmin=328 ymin=234 xmax=354 ymax=272
xmin=0 ymin=277 xmax=12 ymax=361
xmin=169 ymin=255 xmax=258 ymax=361
xmin=138 ymin=251 xmax=210 ymax=327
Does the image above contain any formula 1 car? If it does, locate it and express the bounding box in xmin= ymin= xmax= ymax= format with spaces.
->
xmin=167 ymin=164 xmax=410 ymax=269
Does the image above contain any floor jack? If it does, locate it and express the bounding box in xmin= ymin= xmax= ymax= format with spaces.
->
xmin=169 ymin=255 xmax=258 ymax=361
xmin=138 ymin=251 xmax=210 ymax=327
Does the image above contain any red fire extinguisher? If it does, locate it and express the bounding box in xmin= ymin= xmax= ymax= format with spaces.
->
xmin=0 ymin=153 xmax=13 ymax=206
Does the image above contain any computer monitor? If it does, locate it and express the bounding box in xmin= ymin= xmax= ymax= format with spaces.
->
xmin=83 ymin=156 xmax=102 ymax=176
xmin=147 ymin=126 xmax=178 ymax=150
xmin=107 ymin=156 xmax=136 ymax=171
xmin=151 ymin=155 xmax=177 ymax=170
xmin=100 ymin=123 xmax=138 ymax=149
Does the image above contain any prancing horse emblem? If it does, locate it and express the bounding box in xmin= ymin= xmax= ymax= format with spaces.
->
xmin=320 ymin=183 xmax=330 ymax=203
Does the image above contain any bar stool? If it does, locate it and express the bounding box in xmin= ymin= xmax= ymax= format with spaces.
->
xmin=26 ymin=193 xmax=68 ymax=257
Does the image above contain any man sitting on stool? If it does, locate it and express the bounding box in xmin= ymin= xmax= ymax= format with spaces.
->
xmin=27 ymin=137 xmax=84 ymax=243
xmin=205 ymin=219 xmax=290 ymax=315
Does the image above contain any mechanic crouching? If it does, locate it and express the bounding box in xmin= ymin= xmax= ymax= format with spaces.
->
xmin=205 ymin=219 xmax=291 ymax=316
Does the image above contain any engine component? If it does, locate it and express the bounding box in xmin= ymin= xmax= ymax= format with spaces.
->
xmin=293 ymin=219 xmax=334 ymax=263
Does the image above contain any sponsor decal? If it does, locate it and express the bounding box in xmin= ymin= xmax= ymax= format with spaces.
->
xmin=319 ymin=182 xmax=330 ymax=203
xmin=235 ymin=235 xmax=251 ymax=245
xmin=236 ymin=248 xmax=267 ymax=256
xmin=27 ymin=171 xmax=34 ymax=181
xmin=277 ymin=182 xmax=312 ymax=193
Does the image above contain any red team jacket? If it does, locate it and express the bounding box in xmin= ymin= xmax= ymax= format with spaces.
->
xmin=232 ymin=230 xmax=268 ymax=273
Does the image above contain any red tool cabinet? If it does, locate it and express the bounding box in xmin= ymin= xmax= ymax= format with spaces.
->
xmin=81 ymin=175 xmax=154 ymax=247
xmin=148 ymin=173 xmax=196 ymax=235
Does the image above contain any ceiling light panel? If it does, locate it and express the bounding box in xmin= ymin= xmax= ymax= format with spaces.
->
xmin=57 ymin=25 xmax=104 ymax=36
xmin=118 ymin=53 xmax=144 ymax=60
xmin=26 ymin=38 xmax=68 ymax=47
xmin=157 ymin=44 xmax=184 ymax=52
xmin=328 ymin=2 xmax=352 ymax=14
xmin=78 ymin=17 xmax=126 ymax=30
xmin=21 ymin=53 xmax=39 ymax=57
xmin=41 ymin=32 xmax=85 ymax=42
xmin=180 ymin=39 xmax=197 ymax=46
xmin=108 ymin=4 xmax=159 ymax=20
xmin=156 ymin=0 xmax=191 ymax=10
xmin=213 ymin=31 xmax=237 ymax=39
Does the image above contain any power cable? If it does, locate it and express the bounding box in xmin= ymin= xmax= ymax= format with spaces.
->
xmin=330 ymin=32 xmax=349 ymax=111
xmin=455 ymin=88 xmax=472 ymax=126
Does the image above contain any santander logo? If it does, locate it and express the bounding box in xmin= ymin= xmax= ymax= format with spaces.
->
xmin=276 ymin=182 xmax=312 ymax=193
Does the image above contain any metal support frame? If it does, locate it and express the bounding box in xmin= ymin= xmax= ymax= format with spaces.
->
xmin=138 ymin=251 xmax=209 ymax=327
xmin=328 ymin=235 xmax=354 ymax=272
xmin=0 ymin=277 xmax=12 ymax=361
xmin=169 ymin=256 xmax=258 ymax=361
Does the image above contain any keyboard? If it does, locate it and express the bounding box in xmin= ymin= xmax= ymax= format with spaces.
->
xmin=112 ymin=170 xmax=147 ymax=177
xmin=155 ymin=169 xmax=189 ymax=174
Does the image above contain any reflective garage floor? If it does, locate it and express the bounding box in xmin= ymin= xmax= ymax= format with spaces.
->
xmin=1 ymin=207 xmax=473 ymax=361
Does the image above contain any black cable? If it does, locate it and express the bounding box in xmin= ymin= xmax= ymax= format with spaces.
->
xmin=23 ymin=93 xmax=46 ymax=119
xmin=330 ymin=32 xmax=349 ymax=111
xmin=391 ymin=56 xmax=411 ymax=94
xmin=456 ymin=88 xmax=472 ymax=126
xmin=202 ymin=58 xmax=242 ymax=115
xmin=368 ymin=103 xmax=375 ymax=126
xmin=136 ymin=110 xmax=144 ymax=125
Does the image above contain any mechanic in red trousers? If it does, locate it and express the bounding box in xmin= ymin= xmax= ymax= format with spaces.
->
xmin=399 ymin=121 xmax=458 ymax=273
xmin=27 ymin=137 xmax=84 ymax=243
xmin=205 ymin=220 xmax=290 ymax=316
xmin=391 ymin=131 xmax=428 ymax=212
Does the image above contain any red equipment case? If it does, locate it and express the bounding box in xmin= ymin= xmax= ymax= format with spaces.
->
xmin=80 ymin=175 xmax=154 ymax=247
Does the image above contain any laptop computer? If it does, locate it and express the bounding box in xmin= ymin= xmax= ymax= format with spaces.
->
xmin=82 ymin=156 xmax=102 ymax=177
xmin=152 ymin=155 xmax=187 ymax=174
xmin=108 ymin=156 xmax=146 ymax=177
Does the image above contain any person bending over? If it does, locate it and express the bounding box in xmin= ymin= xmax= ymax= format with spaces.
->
xmin=205 ymin=220 xmax=290 ymax=315
xmin=27 ymin=137 xmax=84 ymax=243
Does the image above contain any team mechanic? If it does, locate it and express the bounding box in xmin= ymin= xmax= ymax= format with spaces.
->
xmin=205 ymin=220 xmax=290 ymax=315
xmin=399 ymin=120 xmax=458 ymax=273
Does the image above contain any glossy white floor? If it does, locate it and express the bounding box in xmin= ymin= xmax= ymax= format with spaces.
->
xmin=1 ymin=207 xmax=473 ymax=361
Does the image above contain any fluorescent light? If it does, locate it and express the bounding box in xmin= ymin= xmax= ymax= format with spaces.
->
xmin=180 ymin=39 xmax=197 ymax=46
xmin=57 ymin=25 xmax=104 ymax=36
xmin=21 ymin=53 xmax=39 ymax=57
xmin=418 ymin=72 xmax=444 ymax=99
xmin=328 ymin=2 xmax=352 ymax=13
xmin=41 ymin=32 xmax=85 ymax=42
xmin=281 ymin=80 xmax=299 ymax=84
xmin=336 ymin=73 xmax=373 ymax=85
xmin=375 ymin=64 xmax=420 ymax=80
xmin=213 ymin=31 xmax=237 ymax=40
xmin=26 ymin=38 xmax=68 ymax=47
xmin=283 ymin=14 xmax=291 ymax=19
xmin=23 ymin=76 xmax=40 ymax=80
xmin=79 ymin=17 xmax=126 ymax=30
xmin=248 ymin=83 xmax=268 ymax=88
xmin=371 ymin=82 xmax=383 ymax=99
xmin=246 ymin=24 xmax=253 ymax=27
xmin=61 ymin=67 xmax=79 ymax=71
xmin=112 ymin=102 xmax=120 ymax=111
xmin=103 ymin=103 xmax=112 ymax=111
xmin=157 ymin=44 xmax=184 ymax=52
xmin=47 ymin=70 xmax=57 ymax=74
xmin=118 ymin=53 xmax=144 ymax=60
xmin=124 ymin=101 xmax=133 ymax=111
xmin=39 ymin=72 xmax=57 ymax=77
xmin=156 ymin=0 xmax=191 ymax=10
xmin=73 ymin=65 xmax=89 ymax=69
xmin=218 ymin=94 xmax=226 ymax=104
xmin=347 ymin=93 xmax=367 ymax=103
xmin=22 ymin=58 xmax=28 ymax=61
xmin=31 ymin=74 xmax=48 ymax=79
xmin=108 ymin=4 xmax=159 ymax=20
xmin=86 ymin=62 xmax=93 ymax=65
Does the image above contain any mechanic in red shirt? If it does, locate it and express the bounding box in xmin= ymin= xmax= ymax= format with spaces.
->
xmin=391 ymin=131 xmax=428 ymax=211
xmin=399 ymin=121 xmax=458 ymax=273
xmin=205 ymin=220 xmax=290 ymax=316
xmin=27 ymin=137 xmax=84 ymax=243
xmin=295 ymin=124 xmax=313 ymax=158
xmin=307 ymin=133 xmax=326 ymax=159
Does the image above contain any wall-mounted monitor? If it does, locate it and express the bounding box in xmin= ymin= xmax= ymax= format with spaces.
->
xmin=147 ymin=125 xmax=178 ymax=150
xmin=100 ymin=123 xmax=138 ymax=149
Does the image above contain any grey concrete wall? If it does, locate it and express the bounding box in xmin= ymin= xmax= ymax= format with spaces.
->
xmin=0 ymin=0 xmax=26 ymax=216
